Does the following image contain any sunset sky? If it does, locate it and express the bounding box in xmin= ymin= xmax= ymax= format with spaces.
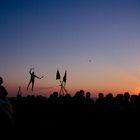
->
xmin=1 ymin=0 xmax=140 ymax=97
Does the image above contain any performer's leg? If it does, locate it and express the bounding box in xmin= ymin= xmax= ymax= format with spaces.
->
xmin=32 ymin=81 xmax=34 ymax=91
xmin=27 ymin=81 xmax=31 ymax=90
xmin=64 ymin=87 xmax=68 ymax=94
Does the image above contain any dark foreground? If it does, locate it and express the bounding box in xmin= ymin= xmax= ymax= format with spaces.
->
xmin=1 ymin=91 xmax=140 ymax=139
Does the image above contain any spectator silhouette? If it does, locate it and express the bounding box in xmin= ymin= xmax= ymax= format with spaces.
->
xmin=123 ymin=92 xmax=130 ymax=110
xmin=95 ymin=93 xmax=105 ymax=111
xmin=27 ymin=68 xmax=44 ymax=91
xmin=0 ymin=77 xmax=14 ymax=134
xmin=85 ymin=92 xmax=94 ymax=105
xmin=0 ymin=77 xmax=8 ymax=100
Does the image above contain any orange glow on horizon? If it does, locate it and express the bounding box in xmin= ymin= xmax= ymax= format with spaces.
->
xmin=6 ymin=84 xmax=140 ymax=98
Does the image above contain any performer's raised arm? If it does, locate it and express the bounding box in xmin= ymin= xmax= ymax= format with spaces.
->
xmin=29 ymin=68 xmax=34 ymax=75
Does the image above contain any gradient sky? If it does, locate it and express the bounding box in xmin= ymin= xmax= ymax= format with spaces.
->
xmin=1 ymin=0 xmax=140 ymax=97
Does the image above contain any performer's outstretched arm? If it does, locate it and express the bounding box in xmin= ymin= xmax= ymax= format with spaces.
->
xmin=35 ymin=75 xmax=44 ymax=79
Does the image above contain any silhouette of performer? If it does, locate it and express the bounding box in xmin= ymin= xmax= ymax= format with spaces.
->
xmin=0 ymin=77 xmax=8 ymax=100
xmin=27 ymin=68 xmax=44 ymax=91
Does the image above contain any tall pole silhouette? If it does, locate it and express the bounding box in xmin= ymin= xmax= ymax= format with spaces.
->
xmin=17 ymin=86 xmax=22 ymax=96
xmin=56 ymin=69 xmax=68 ymax=96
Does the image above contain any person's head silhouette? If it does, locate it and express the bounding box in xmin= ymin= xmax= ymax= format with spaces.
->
xmin=0 ymin=77 xmax=3 ymax=85
xmin=0 ymin=77 xmax=8 ymax=99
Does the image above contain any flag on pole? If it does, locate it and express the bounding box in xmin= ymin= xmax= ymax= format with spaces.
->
xmin=63 ymin=70 xmax=67 ymax=83
xmin=56 ymin=69 xmax=61 ymax=80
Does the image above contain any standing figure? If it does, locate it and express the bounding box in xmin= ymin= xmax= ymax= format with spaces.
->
xmin=27 ymin=68 xmax=43 ymax=91
xmin=0 ymin=77 xmax=14 ymax=131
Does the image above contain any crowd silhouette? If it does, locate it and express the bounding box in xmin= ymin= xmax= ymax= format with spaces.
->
xmin=8 ymin=90 xmax=140 ymax=138
xmin=1 ymin=76 xmax=140 ymax=138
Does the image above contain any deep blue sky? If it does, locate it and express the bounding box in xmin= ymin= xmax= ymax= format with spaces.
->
xmin=1 ymin=0 xmax=140 ymax=96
